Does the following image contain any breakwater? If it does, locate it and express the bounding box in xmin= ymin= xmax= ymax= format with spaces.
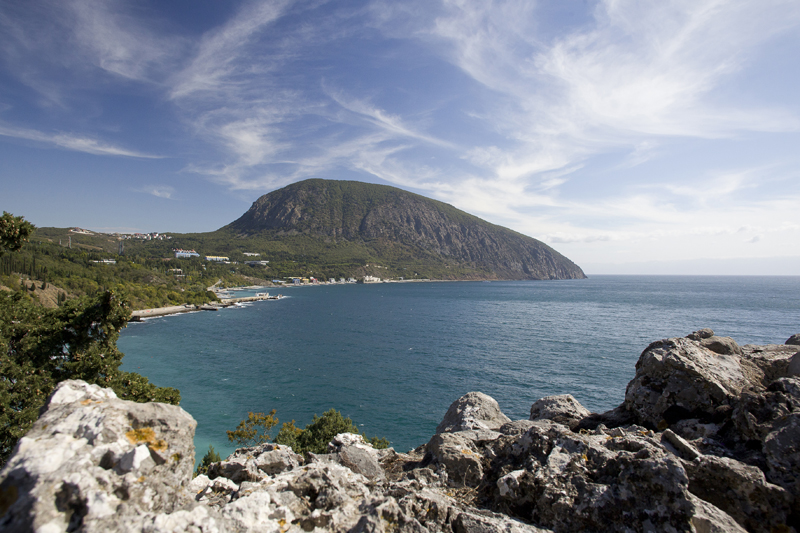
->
xmin=130 ymin=293 xmax=283 ymax=321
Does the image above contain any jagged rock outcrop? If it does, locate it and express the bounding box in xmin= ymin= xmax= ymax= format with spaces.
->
xmin=0 ymin=380 xmax=197 ymax=532
xmin=223 ymin=179 xmax=586 ymax=280
xmin=3 ymin=329 xmax=799 ymax=532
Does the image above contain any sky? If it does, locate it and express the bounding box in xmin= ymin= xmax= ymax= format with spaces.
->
xmin=1 ymin=0 xmax=799 ymax=275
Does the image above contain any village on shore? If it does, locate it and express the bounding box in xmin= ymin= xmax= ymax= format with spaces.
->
xmin=130 ymin=274 xmax=435 ymax=321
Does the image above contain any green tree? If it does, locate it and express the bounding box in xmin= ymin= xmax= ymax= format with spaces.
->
xmin=291 ymin=409 xmax=359 ymax=454
xmin=195 ymin=445 xmax=221 ymax=476
xmin=0 ymin=212 xmax=34 ymax=256
xmin=226 ymin=410 xmax=278 ymax=447
xmin=273 ymin=409 xmax=389 ymax=454
xmin=274 ymin=420 xmax=303 ymax=451
xmin=0 ymin=289 xmax=180 ymax=465
xmin=0 ymin=215 xmax=180 ymax=466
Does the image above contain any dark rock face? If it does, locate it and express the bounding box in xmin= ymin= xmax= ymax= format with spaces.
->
xmin=225 ymin=179 xmax=586 ymax=280
xmin=3 ymin=330 xmax=800 ymax=532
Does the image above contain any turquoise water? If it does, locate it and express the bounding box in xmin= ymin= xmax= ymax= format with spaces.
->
xmin=118 ymin=276 xmax=800 ymax=461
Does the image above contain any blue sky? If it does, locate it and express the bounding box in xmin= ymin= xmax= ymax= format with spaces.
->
xmin=1 ymin=0 xmax=799 ymax=274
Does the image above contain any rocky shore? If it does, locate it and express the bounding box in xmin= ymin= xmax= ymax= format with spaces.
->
xmin=2 ymin=330 xmax=799 ymax=532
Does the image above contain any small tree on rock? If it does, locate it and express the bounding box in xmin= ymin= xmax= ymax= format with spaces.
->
xmin=226 ymin=410 xmax=278 ymax=447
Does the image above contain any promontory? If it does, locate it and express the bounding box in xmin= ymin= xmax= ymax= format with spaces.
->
xmin=216 ymin=179 xmax=585 ymax=281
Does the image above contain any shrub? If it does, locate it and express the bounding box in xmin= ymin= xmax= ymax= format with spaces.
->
xmin=195 ymin=445 xmax=221 ymax=476
xmin=226 ymin=410 xmax=278 ymax=447
xmin=273 ymin=409 xmax=390 ymax=454
xmin=0 ymin=289 xmax=180 ymax=466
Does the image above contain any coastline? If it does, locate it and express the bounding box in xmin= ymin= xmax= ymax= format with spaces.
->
xmin=130 ymin=291 xmax=284 ymax=321
xmin=129 ymin=277 xmax=548 ymax=321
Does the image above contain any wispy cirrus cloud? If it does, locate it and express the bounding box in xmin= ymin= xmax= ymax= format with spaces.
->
xmin=0 ymin=0 xmax=182 ymax=101
xmin=424 ymin=0 xmax=800 ymax=182
xmin=2 ymin=0 xmax=800 ymax=268
xmin=169 ymin=0 xmax=294 ymax=100
xmin=66 ymin=0 xmax=182 ymax=82
xmin=135 ymin=185 xmax=176 ymax=199
xmin=325 ymin=88 xmax=458 ymax=150
xmin=0 ymin=124 xmax=163 ymax=158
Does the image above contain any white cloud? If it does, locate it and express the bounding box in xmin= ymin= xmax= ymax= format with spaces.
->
xmin=325 ymin=88 xmax=458 ymax=149
xmin=3 ymin=0 xmax=800 ymax=269
xmin=66 ymin=0 xmax=181 ymax=81
xmin=419 ymin=0 xmax=800 ymax=189
xmin=0 ymin=124 xmax=163 ymax=158
xmin=169 ymin=1 xmax=294 ymax=100
xmin=136 ymin=185 xmax=175 ymax=199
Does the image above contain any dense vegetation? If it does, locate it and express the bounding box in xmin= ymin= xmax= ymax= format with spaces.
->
xmin=0 ymin=214 xmax=180 ymax=466
xmin=1 ymin=226 xmax=277 ymax=310
xmin=224 ymin=408 xmax=389 ymax=455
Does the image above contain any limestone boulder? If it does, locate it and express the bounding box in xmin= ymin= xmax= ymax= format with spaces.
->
xmin=529 ymin=394 xmax=590 ymax=430
xmin=786 ymin=334 xmax=800 ymax=346
xmin=684 ymin=454 xmax=792 ymax=533
xmin=499 ymin=420 xmax=540 ymax=436
xmin=700 ymin=335 xmax=743 ymax=356
xmin=764 ymin=412 xmax=800 ymax=513
xmin=0 ymin=380 xmax=200 ymax=532
xmin=788 ymin=351 xmax=800 ymax=377
xmin=436 ymin=392 xmax=511 ymax=434
xmin=732 ymin=377 xmax=800 ymax=443
xmin=426 ymin=432 xmax=484 ymax=487
xmin=337 ymin=446 xmax=386 ymax=481
xmin=687 ymin=328 xmax=715 ymax=340
xmin=254 ymin=443 xmax=303 ymax=475
xmin=688 ymin=494 xmax=747 ymax=533
xmin=304 ymin=433 xmax=388 ymax=481
xmin=742 ymin=343 xmax=799 ymax=385
xmin=452 ymin=509 xmax=551 ymax=533
xmin=625 ymin=337 xmax=749 ymax=428
xmin=483 ymin=421 xmax=742 ymax=532
xmin=207 ymin=442 xmax=302 ymax=483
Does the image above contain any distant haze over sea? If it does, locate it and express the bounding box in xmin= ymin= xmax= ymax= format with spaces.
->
xmin=584 ymin=256 xmax=800 ymax=276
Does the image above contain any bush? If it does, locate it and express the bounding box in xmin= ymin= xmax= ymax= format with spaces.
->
xmin=273 ymin=409 xmax=389 ymax=454
xmin=226 ymin=410 xmax=278 ymax=447
xmin=195 ymin=445 xmax=221 ymax=476
xmin=274 ymin=420 xmax=303 ymax=452
xmin=0 ymin=289 xmax=180 ymax=466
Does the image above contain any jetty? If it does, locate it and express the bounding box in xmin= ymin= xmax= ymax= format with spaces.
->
xmin=217 ymin=293 xmax=283 ymax=305
xmin=130 ymin=304 xmax=197 ymax=320
xmin=130 ymin=293 xmax=283 ymax=321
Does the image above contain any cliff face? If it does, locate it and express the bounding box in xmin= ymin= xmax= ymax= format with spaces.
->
xmin=2 ymin=330 xmax=799 ymax=532
xmin=225 ymin=179 xmax=585 ymax=280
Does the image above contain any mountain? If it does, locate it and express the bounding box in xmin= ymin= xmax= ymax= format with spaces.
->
xmin=222 ymin=179 xmax=585 ymax=280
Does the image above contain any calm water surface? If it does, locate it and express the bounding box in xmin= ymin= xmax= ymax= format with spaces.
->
xmin=118 ymin=276 xmax=800 ymax=460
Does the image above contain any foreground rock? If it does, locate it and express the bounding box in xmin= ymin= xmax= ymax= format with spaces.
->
xmin=2 ymin=329 xmax=799 ymax=532
xmin=0 ymin=381 xmax=197 ymax=532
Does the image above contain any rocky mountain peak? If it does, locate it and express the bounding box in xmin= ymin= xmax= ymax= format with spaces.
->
xmin=225 ymin=179 xmax=586 ymax=280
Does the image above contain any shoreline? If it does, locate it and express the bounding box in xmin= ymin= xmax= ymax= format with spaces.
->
xmin=129 ymin=278 xmax=534 ymax=321
xmin=130 ymin=293 xmax=284 ymax=321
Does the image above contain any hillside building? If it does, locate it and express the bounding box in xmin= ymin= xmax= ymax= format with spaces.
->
xmin=174 ymin=249 xmax=199 ymax=258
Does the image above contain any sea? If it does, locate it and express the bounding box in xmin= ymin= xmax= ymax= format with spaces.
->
xmin=118 ymin=275 xmax=800 ymax=462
